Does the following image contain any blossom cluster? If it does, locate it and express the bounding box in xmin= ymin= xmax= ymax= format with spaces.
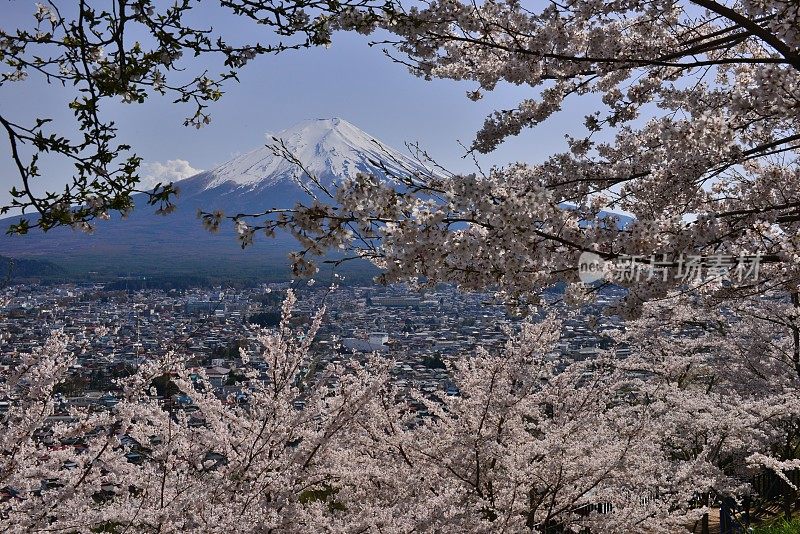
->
xmin=222 ymin=0 xmax=800 ymax=318
xmin=2 ymin=291 xmax=800 ymax=532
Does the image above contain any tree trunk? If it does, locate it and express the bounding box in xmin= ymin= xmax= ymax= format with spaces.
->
xmin=743 ymin=494 xmax=751 ymax=528
xmin=701 ymin=493 xmax=710 ymax=534
xmin=783 ymin=482 xmax=794 ymax=521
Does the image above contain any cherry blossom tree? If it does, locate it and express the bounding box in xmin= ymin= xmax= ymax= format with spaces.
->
xmin=7 ymin=1 xmax=798 ymax=313
xmin=210 ymin=0 xmax=800 ymax=315
xmin=609 ymin=293 xmax=800 ymax=528
xmin=3 ymin=289 xmax=743 ymax=533
xmin=9 ymin=288 xmax=800 ymax=532
xmin=341 ymin=314 xmax=704 ymax=533
xmin=0 ymin=291 xmax=389 ymax=532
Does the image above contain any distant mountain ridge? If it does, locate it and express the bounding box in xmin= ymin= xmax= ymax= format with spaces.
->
xmin=0 ymin=118 xmax=417 ymax=279
xmin=0 ymin=255 xmax=65 ymax=280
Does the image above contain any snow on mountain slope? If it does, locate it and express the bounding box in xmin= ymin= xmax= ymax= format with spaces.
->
xmin=202 ymin=118 xmax=425 ymax=191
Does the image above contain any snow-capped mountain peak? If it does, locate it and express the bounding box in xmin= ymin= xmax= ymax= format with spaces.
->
xmin=0 ymin=118 xmax=432 ymax=274
xmin=202 ymin=118 xmax=422 ymax=190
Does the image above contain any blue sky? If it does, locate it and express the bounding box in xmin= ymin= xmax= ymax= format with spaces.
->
xmin=0 ymin=1 xmax=593 ymax=207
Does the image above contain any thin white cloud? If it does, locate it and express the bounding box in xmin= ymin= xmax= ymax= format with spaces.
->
xmin=139 ymin=159 xmax=202 ymax=188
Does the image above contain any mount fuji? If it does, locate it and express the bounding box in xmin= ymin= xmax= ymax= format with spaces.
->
xmin=0 ymin=118 xmax=424 ymax=281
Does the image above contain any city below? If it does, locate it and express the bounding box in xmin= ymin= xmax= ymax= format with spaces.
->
xmin=0 ymin=281 xmax=627 ymax=421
